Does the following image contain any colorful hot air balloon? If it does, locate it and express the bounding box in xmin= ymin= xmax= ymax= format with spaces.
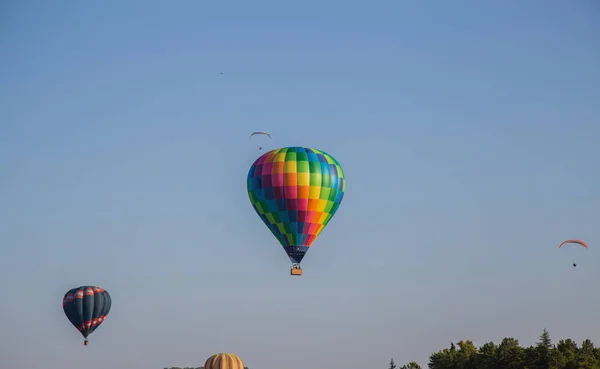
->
xmin=247 ymin=147 xmax=346 ymax=276
xmin=204 ymin=353 xmax=245 ymax=369
xmin=62 ymin=286 xmax=111 ymax=345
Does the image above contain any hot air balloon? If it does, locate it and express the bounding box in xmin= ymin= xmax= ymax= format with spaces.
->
xmin=558 ymin=240 xmax=589 ymax=267
xmin=205 ymin=353 xmax=245 ymax=369
xmin=62 ymin=286 xmax=111 ymax=345
xmin=247 ymin=147 xmax=346 ymax=276
xmin=250 ymin=131 xmax=271 ymax=151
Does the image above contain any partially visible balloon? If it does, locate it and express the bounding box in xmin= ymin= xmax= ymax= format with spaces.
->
xmin=249 ymin=131 xmax=271 ymax=151
xmin=62 ymin=286 xmax=111 ymax=345
xmin=247 ymin=147 xmax=346 ymax=275
xmin=204 ymin=353 xmax=244 ymax=369
xmin=558 ymin=240 xmax=589 ymax=249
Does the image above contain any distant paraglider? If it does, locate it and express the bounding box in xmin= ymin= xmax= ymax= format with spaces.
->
xmin=558 ymin=240 xmax=589 ymax=249
xmin=250 ymin=131 xmax=271 ymax=151
xmin=63 ymin=286 xmax=111 ymax=345
xmin=558 ymin=240 xmax=589 ymax=268
xmin=204 ymin=353 xmax=244 ymax=369
xmin=247 ymin=147 xmax=346 ymax=276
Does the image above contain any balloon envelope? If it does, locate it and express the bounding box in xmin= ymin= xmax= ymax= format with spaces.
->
xmin=247 ymin=147 xmax=346 ymax=264
xmin=62 ymin=286 xmax=111 ymax=345
xmin=204 ymin=353 xmax=244 ymax=369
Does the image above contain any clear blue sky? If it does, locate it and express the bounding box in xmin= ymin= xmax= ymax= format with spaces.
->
xmin=1 ymin=1 xmax=598 ymax=368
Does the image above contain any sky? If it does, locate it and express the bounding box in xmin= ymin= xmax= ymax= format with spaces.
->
xmin=0 ymin=1 xmax=599 ymax=368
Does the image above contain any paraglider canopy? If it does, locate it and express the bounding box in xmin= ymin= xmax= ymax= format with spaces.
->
xmin=249 ymin=131 xmax=271 ymax=138
xmin=249 ymin=131 xmax=271 ymax=151
xmin=558 ymin=240 xmax=589 ymax=249
xmin=558 ymin=240 xmax=588 ymax=268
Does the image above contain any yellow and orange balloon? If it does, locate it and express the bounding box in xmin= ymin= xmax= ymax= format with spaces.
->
xmin=204 ymin=353 xmax=244 ymax=369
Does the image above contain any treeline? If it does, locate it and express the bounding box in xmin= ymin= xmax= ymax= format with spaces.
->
xmin=390 ymin=329 xmax=600 ymax=369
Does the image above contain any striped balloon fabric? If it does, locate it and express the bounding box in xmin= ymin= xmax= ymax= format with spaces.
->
xmin=62 ymin=286 xmax=111 ymax=345
xmin=204 ymin=353 xmax=245 ymax=369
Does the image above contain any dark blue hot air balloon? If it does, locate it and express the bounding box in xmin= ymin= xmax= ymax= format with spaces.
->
xmin=62 ymin=286 xmax=111 ymax=345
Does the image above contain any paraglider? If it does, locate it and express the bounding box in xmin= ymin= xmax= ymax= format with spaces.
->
xmin=62 ymin=286 xmax=111 ymax=345
xmin=558 ymin=240 xmax=589 ymax=268
xmin=250 ymin=131 xmax=271 ymax=151
xmin=247 ymin=147 xmax=346 ymax=276
xmin=204 ymin=353 xmax=244 ymax=369
xmin=558 ymin=239 xmax=589 ymax=249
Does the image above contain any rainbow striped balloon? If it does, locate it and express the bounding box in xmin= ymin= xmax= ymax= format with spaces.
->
xmin=247 ymin=147 xmax=346 ymax=266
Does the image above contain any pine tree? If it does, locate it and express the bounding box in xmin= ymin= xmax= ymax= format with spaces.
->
xmin=389 ymin=358 xmax=397 ymax=369
xmin=537 ymin=328 xmax=552 ymax=350
xmin=535 ymin=328 xmax=553 ymax=369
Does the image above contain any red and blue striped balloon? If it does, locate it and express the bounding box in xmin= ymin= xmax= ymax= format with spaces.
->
xmin=62 ymin=286 xmax=111 ymax=345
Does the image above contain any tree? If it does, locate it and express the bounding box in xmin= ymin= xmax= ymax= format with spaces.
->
xmin=525 ymin=328 xmax=552 ymax=369
xmin=576 ymin=339 xmax=599 ymax=369
xmin=555 ymin=339 xmax=579 ymax=369
xmin=456 ymin=340 xmax=478 ymax=368
xmin=389 ymin=358 xmax=397 ymax=369
xmin=495 ymin=337 xmax=525 ymax=369
xmin=428 ymin=342 xmax=458 ymax=369
xmin=474 ymin=341 xmax=498 ymax=369
xmin=538 ymin=328 xmax=552 ymax=350
xmin=417 ymin=329 xmax=600 ymax=369
xmin=400 ymin=361 xmax=421 ymax=369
